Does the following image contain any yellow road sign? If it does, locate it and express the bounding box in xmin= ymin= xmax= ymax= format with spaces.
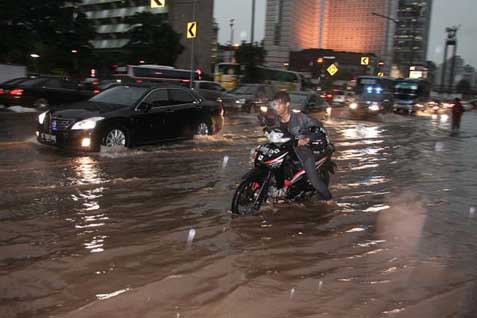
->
xmin=361 ymin=57 xmax=370 ymax=65
xmin=150 ymin=0 xmax=165 ymax=8
xmin=377 ymin=72 xmax=384 ymax=77
xmin=327 ymin=64 xmax=338 ymax=76
xmin=187 ymin=21 xmax=197 ymax=39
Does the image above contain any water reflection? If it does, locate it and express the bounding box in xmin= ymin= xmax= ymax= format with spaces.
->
xmin=70 ymin=156 xmax=109 ymax=254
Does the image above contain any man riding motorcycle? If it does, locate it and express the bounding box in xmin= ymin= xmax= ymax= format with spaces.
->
xmin=269 ymin=91 xmax=333 ymax=201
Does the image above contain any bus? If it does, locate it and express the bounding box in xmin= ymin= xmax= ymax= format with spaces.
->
xmin=214 ymin=63 xmax=304 ymax=91
xmin=112 ymin=65 xmax=200 ymax=85
xmin=393 ymin=78 xmax=432 ymax=114
xmin=349 ymin=76 xmax=397 ymax=115
xmin=214 ymin=63 xmax=241 ymax=91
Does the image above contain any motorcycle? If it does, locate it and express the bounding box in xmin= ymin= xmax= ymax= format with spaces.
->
xmin=231 ymin=127 xmax=336 ymax=215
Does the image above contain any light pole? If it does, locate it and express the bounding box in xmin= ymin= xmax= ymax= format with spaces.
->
xmin=251 ymin=0 xmax=256 ymax=44
xmin=71 ymin=49 xmax=79 ymax=77
xmin=371 ymin=12 xmax=399 ymax=76
xmin=30 ymin=53 xmax=40 ymax=76
xmin=189 ymin=0 xmax=197 ymax=88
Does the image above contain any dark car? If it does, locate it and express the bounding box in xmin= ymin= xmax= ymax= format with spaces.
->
xmin=191 ymin=81 xmax=227 ymax=102
xmin=0 ymin=77 xmax=29 ymax=104
xmin=257 ymin=91 xmax=330 ymax=126
xmin=0 ymin=77 xmax=94 ymax=109
xmin=36 ymin=84 xmax=224 ymax=152
xmin=220 ymin=83 xmax=275 ymax=113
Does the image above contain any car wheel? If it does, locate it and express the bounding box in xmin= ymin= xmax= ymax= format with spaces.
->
xmin=195 ymin=118 xmax=212 ymax=136
xmin=102 ymin=127 xmax=129 ymax=147
xmin=33 ymin=98 xmax=48 ymax=109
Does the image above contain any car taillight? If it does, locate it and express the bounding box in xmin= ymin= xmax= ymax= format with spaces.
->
xmin=93 ymin=89 xmax=100 ymax=94
xmin=0 ymin=88 xmax=4 ymax=95
xmin=9 ymin=89 xmax=24 ymax=96
xmin=327 ymin=94 xmax=332 ymax=98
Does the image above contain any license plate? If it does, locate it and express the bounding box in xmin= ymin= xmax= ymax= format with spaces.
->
xmin=42 ymin=133 xmax=56 ymax=143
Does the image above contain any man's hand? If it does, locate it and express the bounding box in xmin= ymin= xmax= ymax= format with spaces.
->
xmin=298 ymin=137 xmax=310 ymax=146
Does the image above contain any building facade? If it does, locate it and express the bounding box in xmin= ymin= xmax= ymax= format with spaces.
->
xmin=393 ymin=0 xmax=433 ymax=74
xmin=264 ymin=0 xmax=397 ymax=69
xmin=78 ymin=0 xmax=215 ymax=73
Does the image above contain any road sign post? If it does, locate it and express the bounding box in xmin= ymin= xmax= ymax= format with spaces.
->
xmin=361 ymin=57 xmax=370 ymax=66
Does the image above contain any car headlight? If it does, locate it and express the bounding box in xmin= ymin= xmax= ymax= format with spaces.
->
xmin=260 ymin=106 xmax=268 ymax=113
xmin=433 ymin=106 xmax=440 ymax=110
xmin=368 ymin=104 xmax=380 ymax=111
xmin=235 ymin=98 xmax=246 ymax=104
xmin=38 ymin=111 xmax=48 ymax=124
xmin=71 ymin=117 xmax=104 ymax=130
xmin=349 ymin=102 xmax=358 ymax=110
xmin=416 ymin=103 xmax=424 ymax=108
xmin=216 ymin=97 xmax=222 ymax=102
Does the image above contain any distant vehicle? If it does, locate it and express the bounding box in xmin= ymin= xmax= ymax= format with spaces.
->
xmin=332 ymin=90 xmax=346 ymax=106
xmin=393 ymin=78 xmax=432 ymax=114
xmin=112 ymin=64 xmax=200 ymax=86
xmin=214 ymin=63 xmax=305 ymax=91
xmin=220 ymin=83 xmax=275 ymax=113
xmin=36 ymin=84 xmax=224 ymax=152
xmin=462 ymin=99 xmax=477 ymax=111
xmin=214 ymin=63 xmax=241 ymax=91
xmin=349 ymin=76 xmax=396 ymax=116
xmin=257 ymin=91 xmax=330 ymax=126
xmin=191 ymin=80 xmax=227 ymax=101
xmin=0 ymin=77 xmax=93 ymax=109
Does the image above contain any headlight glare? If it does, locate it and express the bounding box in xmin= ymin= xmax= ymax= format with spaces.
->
xmin=260 ymin=106 xmax=268 ymax=113
xmin=71 ymin=117 xmax=104 ymax=130
xmin=369 ymin=104 xmax=380 ymax=111
xmin=236 ymin=98 xmax=246 ymax=104
xmin=38 ymin=111 xmax=48 ymax=124
xmin=349 ymin=102 xmax=358 ymax=110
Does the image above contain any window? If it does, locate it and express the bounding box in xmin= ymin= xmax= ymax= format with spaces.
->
xmin=145 ymin=89 xmax=168 ymax=107
xmin=169 ymin=89 xmax=194 ymax=105
xmin=44 ymin=79 xmax=63 ymax=88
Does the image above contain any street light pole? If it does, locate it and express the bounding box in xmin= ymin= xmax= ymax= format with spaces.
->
xmin=189 ymin=0 xmax=197 ymax=88
xmin=251 ymin=0 xmax=256 ymax=44
xmin=371 ymin=12 xmax=399 ymax=76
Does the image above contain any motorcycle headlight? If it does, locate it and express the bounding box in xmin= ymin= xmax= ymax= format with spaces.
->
xmin=349 ymin=102 xmax=358 ymax=110
xmin=235 ymin=98 xmax=246 ymax=104
xmin=433 ymin=106 xmax=440 ymax=110
xmin=38 ymin=111 xmax=48 ymax=124
xmin=71 ymin=117 xmax=104 ymax=130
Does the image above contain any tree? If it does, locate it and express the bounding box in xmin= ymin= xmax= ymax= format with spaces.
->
xmin=234 ymin=42 xmax=266 ymax=83
xmin=125 ymin=12 xmax=184 ymax=66
xmin=456 ymin=79 xmax=471 ymax=95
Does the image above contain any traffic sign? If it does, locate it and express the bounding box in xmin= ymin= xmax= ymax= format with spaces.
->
xmin=150 ymin=0 xmax=165 ymax=8
xmin=187 ymin=21 xmax=197 ymax=39
xmin=327 ymin=64 xmax=339 ymax=76
xmin=377 ymin=72 xmax=384 ymax=77
xmin=361 ymin=56 xmax=370 ymax=65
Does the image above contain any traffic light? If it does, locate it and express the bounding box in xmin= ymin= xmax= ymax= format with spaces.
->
xmin=317 ymin=57 xmax=324 ymax=64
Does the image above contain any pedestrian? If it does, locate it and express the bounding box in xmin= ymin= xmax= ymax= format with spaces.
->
xmin=451 ymin=98 xmax=465 ymax=134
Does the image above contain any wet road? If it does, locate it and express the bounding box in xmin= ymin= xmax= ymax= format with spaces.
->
xmin=1 ymin=109 xmax=477 ymax=318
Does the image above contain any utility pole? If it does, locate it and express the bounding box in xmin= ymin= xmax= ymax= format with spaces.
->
xmin=189 ymin=0 xmax=197 ymax=88
xmin=251 ymin=0 xmax=256 ymax=44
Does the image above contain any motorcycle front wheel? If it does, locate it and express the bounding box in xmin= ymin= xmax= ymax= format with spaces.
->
xmin=231 ymin=175 xmax=268 ymax=215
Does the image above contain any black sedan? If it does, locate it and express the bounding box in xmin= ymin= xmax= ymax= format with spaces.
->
xmin=37 ymin=84 xmax=224 ymax=152
xmin=0 ymin=77 xmax=93 ymax=109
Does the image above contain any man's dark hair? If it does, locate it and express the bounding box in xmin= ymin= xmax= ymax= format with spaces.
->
xmin=455 ymin=97 xmax=461 ymax=102
xmin=273 ymin=91 xmax=290 ymax=104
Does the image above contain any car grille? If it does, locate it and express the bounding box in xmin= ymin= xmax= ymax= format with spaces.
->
xmin=50 ymin=117 xmax=76 ymax=131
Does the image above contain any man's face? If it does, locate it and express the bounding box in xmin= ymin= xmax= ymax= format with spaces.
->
xmin=271 ymin=99 xmax=289 ymax=117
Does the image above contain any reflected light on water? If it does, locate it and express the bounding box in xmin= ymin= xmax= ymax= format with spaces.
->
xmin=341 ymin=125 xmax=382 ymax=140
xmin=71 ymin=156 xmax=109 ymax=254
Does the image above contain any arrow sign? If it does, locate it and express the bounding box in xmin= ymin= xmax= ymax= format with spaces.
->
xmin=361 ymin=57 xmax=369 ymax=65
xmin=150 ymin=0 xmax=165 ymax=8
xmin=187 ymin=21 xmax=197 ymax=39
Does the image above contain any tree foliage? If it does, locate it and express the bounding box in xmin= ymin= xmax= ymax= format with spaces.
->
xmin=234 ymin=43 xmax=266 ymax=83
xmin=125 ymin=12 xmax=184 ymax=66
xmin=456 ymin=79 xmax=471 ymax=95
xmin=0 ymin=1 xmax=96 ymax=76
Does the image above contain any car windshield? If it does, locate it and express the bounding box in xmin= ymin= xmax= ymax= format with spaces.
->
xmin=289 ymin=94 xmax=308 ymax=105
xmin=18 ymin=78 xmax=48 ymax=87
xmin=89 ymin=86 xmax=148 ymax=106
xmin=230 ymin=85 xmax=257 ymax=95
xmin=1 ymin=78 xmax=28 ymax=86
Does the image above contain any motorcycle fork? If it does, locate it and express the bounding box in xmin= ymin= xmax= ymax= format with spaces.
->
xmin=254 ymin=170 xmax=272 ymax=210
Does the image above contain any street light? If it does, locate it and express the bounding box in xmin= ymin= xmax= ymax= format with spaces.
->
xmin=371 ymin=12 xmax=399 ymax=76
xmin=30 ymin=53 xmax=40 ymax=58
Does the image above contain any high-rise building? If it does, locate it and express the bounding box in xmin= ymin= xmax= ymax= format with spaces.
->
xmin=78 ymin=0 xmax=215 ymax=73
xmin=264 ymin=0 xmax=397 ymax=68
xmin=393 ymin=0 xmax=433 ymax=72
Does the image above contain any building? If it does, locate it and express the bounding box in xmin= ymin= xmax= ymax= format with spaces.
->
xmin=78 ymin=0 xmax=215 ymax=73
xmin=393 ymin=0 xmax=433 ymax=75
xmin=264 ymin=0 xmax=397 ymax=69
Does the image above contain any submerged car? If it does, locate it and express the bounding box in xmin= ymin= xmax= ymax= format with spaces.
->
xmin=220 ymin=84 xmax=275 ymax=113
xmin=37 ymin=84 xmax=224 ymax=152
xmin=257 ymin=91 xmax=330 ymax=126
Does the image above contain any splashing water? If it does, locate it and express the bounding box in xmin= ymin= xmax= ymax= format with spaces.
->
xmin=470 ymin=207 xmax=475 ymax=218
xmin=186 ymin=228 xmax=196 ymax=248
xmin=289 ymin=287 xmax=295 ymax=300
xmin=222 ymin=156 xmax=229 ymax=169
xmin=434 ymin=142 xmax=444 ymax=152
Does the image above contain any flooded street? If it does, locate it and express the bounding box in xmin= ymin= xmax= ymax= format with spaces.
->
xmin=1 ymin=110 xmax=477 ymax=318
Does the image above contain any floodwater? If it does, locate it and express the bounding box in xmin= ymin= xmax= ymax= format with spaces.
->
xmin=1 ymin=109 xmax=477 ymax=318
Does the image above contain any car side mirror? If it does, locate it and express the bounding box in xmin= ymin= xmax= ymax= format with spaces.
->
xmin=139 ymin=102 xmax=152 ymax=112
